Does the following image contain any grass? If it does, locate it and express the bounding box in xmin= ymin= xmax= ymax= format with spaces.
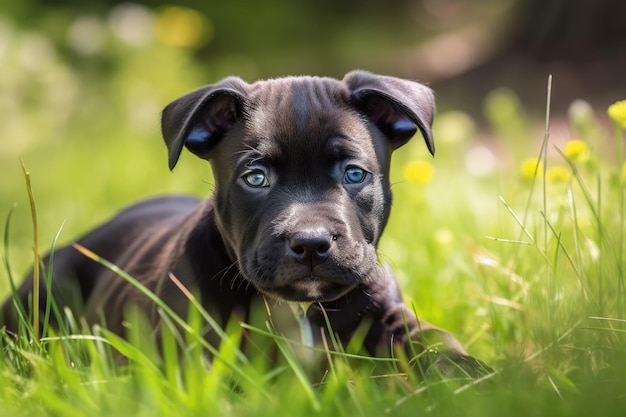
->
xmin=2 ymin=30 xmax=626 ymax=413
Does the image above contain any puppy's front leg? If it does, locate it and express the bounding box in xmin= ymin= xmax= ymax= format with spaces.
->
xmin=369 ymin=297 xmax=493 ymax=379
xmin=309 ymin=265 xmax=492 ymax=378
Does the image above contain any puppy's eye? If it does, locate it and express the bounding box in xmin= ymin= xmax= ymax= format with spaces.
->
xmin=344 ymin=166 xmax=367 ymax=184
xmin=243 ymin=171 xmax=269 ymax=188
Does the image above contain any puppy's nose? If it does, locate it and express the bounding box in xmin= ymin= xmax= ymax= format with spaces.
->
xmin=287 ymin=229 xmax=333 ymax=267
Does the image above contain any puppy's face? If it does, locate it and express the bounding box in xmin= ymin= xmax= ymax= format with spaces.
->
xmin=210 ymin=79 xmax=392 ymax=301
xmin=161 ymin=72 xmax=435 ymax=302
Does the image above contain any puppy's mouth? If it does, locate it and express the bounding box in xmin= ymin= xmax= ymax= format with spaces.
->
xmin=256 ymin=276 xmax=357 ymax=303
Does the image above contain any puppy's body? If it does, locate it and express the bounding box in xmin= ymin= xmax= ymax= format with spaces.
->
xmin=2 ymin=71 xmax=489 ymax=376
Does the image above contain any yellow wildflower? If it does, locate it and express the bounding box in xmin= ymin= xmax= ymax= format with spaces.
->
xmin=520 ymin=158 xmax=543 ymax=181
xmin=563 ymin=139 xmax=588 ymax=161
xmin=546 ymin=166 xmax=571 ymax=184
xmin=433 ymin=111 xmax=476 ymax=144
xmin=403 ymin=160 xmax=434 ymax=184
xmin=434 ymin=228 xmax=454 ymax=248
xmin=155 ymin=6 xmax=212 ymax=48
xmin=608 ymin=100 xmax=626 ymax=129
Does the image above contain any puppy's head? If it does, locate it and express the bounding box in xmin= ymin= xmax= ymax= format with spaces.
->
xmin=161 ymin=71 xmax=435 ymax=302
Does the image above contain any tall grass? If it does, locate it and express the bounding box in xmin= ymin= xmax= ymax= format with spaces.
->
xmin=2 ymin=86 xmax=626 ymax=416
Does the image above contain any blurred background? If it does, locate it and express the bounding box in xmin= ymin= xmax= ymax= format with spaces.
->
xmin=1 ymin=0 xmax=625 ymax=338
xmin=3 ymin=0 xmax=625 ymax=116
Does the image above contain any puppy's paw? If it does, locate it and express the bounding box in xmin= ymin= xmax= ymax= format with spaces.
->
xmin=422 ymin=349 xmax=494 ymax=380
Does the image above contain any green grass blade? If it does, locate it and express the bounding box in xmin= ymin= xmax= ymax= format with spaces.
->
xmin=72 ymin=243 xmax=271 ymax=400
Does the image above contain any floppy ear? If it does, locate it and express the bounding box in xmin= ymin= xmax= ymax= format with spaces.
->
xmin=161 ymin=77 xmax=248 ymax=170
xmin=344 ymin=70 xmax=435 ymax=155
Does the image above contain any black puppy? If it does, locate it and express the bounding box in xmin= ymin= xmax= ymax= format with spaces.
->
xmin=2 ymin=71 xmax=490 ymax=377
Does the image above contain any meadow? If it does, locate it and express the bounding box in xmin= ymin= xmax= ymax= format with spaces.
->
xmin=1 ymin=14 xmax=626 ymax=416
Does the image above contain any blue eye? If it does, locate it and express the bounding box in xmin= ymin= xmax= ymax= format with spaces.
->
xmin=243 ymin=171 xmax=269 ymax=188
xmin=344 ymin=166 xmax=367 ymax=184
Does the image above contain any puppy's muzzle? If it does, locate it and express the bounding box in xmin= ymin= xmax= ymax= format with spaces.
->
xmin=250 ymin=218 xmax=369 ymax=303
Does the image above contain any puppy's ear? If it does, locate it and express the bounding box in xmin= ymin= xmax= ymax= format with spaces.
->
xmin=344 ymin=70 xmax=435 ymax=155
xmin=161 ymin=77 xmax=248 ymax=170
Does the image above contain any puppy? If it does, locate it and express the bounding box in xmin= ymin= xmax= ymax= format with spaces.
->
xmin=2 ymin=71 xmax=490 ymax=377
